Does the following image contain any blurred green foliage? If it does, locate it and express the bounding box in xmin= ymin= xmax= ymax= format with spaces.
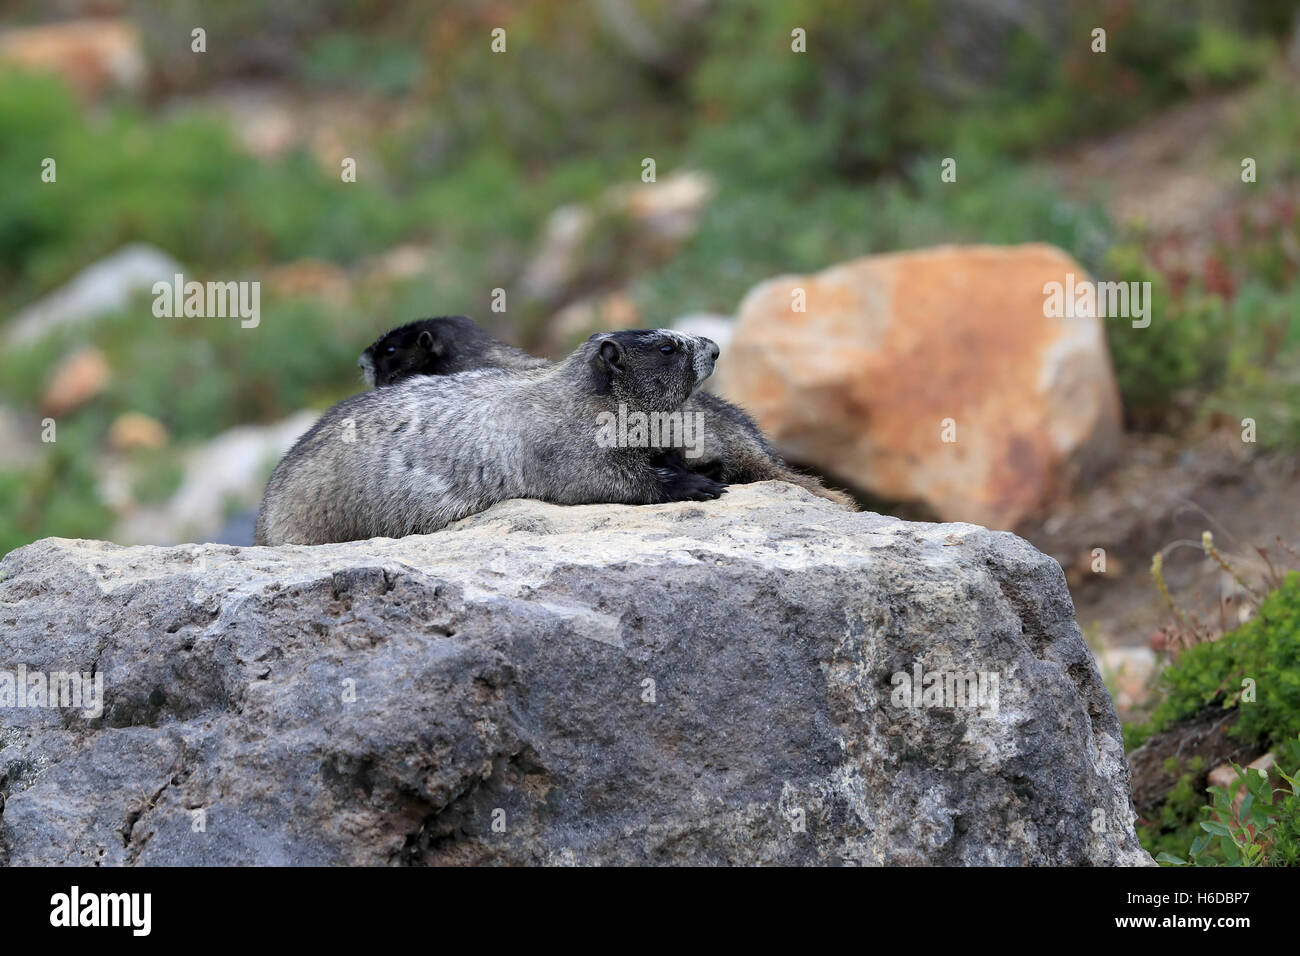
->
xmin=0 ymin=414 xmax=115 ymax=555
xmin=1140 ymin=755 xmax=1210 ymax=862
xmin=1129 ymin=573 xmax=1300 ymax=865
xmin=1142 ymin=572 xmax=1300 ymax=748
xmin=0 ymin=0 xmax=1298 ymax=554
xmin=1150 ymin=751 xmax=1300 ymax=866
xmin=0 ymin=69 xmax=433 ymax=306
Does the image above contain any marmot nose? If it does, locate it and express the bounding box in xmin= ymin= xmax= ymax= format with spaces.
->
xmin=705 ymin=339 xmax=720 ymax=360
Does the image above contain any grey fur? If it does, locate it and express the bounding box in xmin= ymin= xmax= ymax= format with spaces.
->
xmin=361 ymin=316 xmax=857 ymax=508
xmin=256 ymin=330 xmax=727 ymax=545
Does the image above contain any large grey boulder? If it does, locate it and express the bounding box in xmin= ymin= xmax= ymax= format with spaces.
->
xmin=0 ymin=482 xmax=1150 ymax=866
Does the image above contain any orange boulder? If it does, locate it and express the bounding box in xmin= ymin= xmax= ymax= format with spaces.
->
xmin=717 ymin=244 xmax=1123 ymax=529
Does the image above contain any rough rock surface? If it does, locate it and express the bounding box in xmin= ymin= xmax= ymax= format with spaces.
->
xmin=0 ymin=483 xmax=1149 ymax=866
xmin=716 ymin=244 xmax=1123 ymax=529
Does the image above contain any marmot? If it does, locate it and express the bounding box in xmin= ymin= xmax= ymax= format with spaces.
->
xmin=255 ymin=330 xmax=726 ymax=545
xmin=360 ymin=316 xmax=856 ymax=507
xmin=358 ymin=315 xmax=546 ymax=386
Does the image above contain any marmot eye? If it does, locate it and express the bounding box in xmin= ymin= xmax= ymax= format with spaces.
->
xmin=659 ymin=344 xmax=675 ymax=354
xmin=385 ymin=346 xmax=398 ymax=355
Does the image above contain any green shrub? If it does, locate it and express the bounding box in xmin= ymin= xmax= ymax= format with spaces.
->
xmin=1133 ymin=575 xmax=1300 ymax=865
xmin=1139 ymin=756 xmax=1208 ymax=861
xmin=1175 ymin=22 xmax=1277 ymax=88
xmin=1100 ymin=267 xmax=1227 ymax=421
xmin=1157 ymin=753 xmax=1300 ymax=866
xmin=0 ymin=69 xmax=439 ymax=310
xmin=1143 ymin=572 xmax=1300 ymax=747
xmin=0 ymin=416 xmax=116 ymax=557
xmin=302 ymin=32 xmax=423 ymax=96
xmin=1207 ymin=284 xmax=1300 ymax=450
xmin=688 ymin=0 xmax=1280 ymax=187
xmin=1101 ymin=238 xmax=1300 ymax=433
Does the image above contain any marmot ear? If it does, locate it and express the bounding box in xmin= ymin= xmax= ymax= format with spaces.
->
xmin=598 ymin=338 xmax=624 ymax=371
xmin=417 ymin=330 xmax=442 ymax=356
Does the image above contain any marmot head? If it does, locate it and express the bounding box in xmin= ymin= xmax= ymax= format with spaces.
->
xmin=359 ymin=316 xmax=488 ymax=386
xmin=583 ymin=329 xmax=719 ymax=412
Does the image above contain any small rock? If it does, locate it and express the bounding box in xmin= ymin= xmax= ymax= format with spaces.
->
xmin=111 ymin=410 xmax=318 ymax=545
xmin=0 ymin=18 xmax=145 ymax=100
xmin=544 ymin=291 xmax=641 ymax=355
xmin=674 ymin=313 xmax=733 ymax=354
xmin=1207 ymin=753 xmax=1276 ymax=818
xmin=214 ymin=88 xmax=297 ymax=158
xmin=0 ymin=406 xmax=39 ymax=469
xmin=266 ymin=260 xmax=351 ymax=302
xmin=1206 ymin=764 xmax=1236 ymax=792
xmin=672 ymin=314 xmax=736 ymax=388
xmin=1094 ymin=645 xmax=1158 ymax=715
xmin=108 ymin=412 xmax=168 ymax=451
xmin=623 ymin=169 xmax=715 ymax=243
xmin=360 ymin=243 xmax=431 ymax=284
xmin=520 ymin=170 xmax=714 ymax=305
xmin=520 ymin=204 xmax=595 ymax=304
xmin=42 ymin=347 xmax=109 ymax=417
xmin=672 ymin=313 xmax=733 ymax=347
xmin=1066 ymin=549 xmax=1125 ymax=589
xmin=6 ymin=244 xmax=182 ymax=348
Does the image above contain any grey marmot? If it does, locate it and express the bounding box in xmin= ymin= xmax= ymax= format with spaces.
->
xmin=256 ymin=329 xmax=726 ymax=545
xmin=359 ymin=316 xmax=855 ymax=507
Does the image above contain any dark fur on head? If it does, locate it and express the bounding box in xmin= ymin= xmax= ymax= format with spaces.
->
xmin=358 ymin=315 xmax=531 ymax=386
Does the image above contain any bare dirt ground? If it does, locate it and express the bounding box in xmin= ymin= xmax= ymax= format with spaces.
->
xmin=1026 ymin=84 xmax=1300 ymax=667
xmin=1019 ymin=430 xmax=1300 ymax=652
xmin=1051 ymin=89 xmax=1245 ymax=235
